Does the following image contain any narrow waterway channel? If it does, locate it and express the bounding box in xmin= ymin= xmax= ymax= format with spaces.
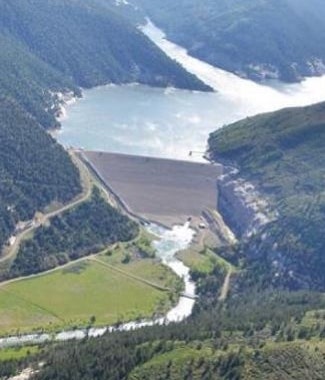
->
xmin=0 ymin=223 xmax=195 ymax=348
xmin=3 ymin=19 xmax=325 ymax=348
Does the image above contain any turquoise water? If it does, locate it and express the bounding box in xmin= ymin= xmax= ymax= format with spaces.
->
xmin=58 ymin=22 xmax=325 ymax=161
xmin=57 ymin=84 xmax=228 ymax=160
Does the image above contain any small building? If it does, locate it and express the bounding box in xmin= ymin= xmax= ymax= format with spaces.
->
xmin=8 ymin=236 xmax=16 ymax=246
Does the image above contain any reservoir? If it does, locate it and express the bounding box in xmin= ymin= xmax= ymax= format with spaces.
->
xmin=58 ymin=21 xmax=325 ymax=161
xmin=4 ymin=22 xmax=325 ymax=348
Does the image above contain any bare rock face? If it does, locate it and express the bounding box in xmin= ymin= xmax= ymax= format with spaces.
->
xmin=217 ymin=166 xmax=277 ymax=239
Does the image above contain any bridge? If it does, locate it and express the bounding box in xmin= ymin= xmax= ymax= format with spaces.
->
xmin=180 ymin=292 xmax=198 ymax=300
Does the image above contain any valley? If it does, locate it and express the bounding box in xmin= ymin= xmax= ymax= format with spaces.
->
xmin=131 ymin=0 xmax=325 ymax=83
xmin=0 ymin=151 xmax=193 ymax=339
xmin=58 ymin=21 xmax=325 ymax=160
xmin=2 ymin=2 xmax=325 ymax=379
xmin=0 ymin=146 xmax=208 ymax=346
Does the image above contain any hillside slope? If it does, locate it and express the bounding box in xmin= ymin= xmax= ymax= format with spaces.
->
xmin=0 ymin=97 xmax=81 ymax=252
xmin=0 ymin=0 xmax=209 ymax=253
xmin=132 ymin=0 xmax=325 ymax=82
xmin=7 ymin=188 xmax=138 ymax=279
xmin=208 ymin=102 xmax=325 ymax=290
xmin=7 ymin=288 xmax=325 ymax=379
xmin=0 ymin=0 xmax=209 ymax=128
xmin=0 ymin=33 xmax=78 ymax=129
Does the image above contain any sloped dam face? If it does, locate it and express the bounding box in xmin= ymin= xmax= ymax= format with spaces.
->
xmin=82 ymin=151 xmax=222 ymax=228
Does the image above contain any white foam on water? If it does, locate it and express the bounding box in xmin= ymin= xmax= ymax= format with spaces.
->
xmin=0 ymin=223 xmax=196 ymax=347
xmin=147 ymin=222 xmax=196 ymax=322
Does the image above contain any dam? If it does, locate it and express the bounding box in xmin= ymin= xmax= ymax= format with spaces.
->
xmin=81 ymin=150 xmax=222 ymax=228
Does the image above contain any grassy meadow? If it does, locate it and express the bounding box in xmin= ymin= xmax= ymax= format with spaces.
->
xmin=0 ymin=346 xmax=39 ymax=361
xmin=0 ymin=249 xmax=179 ymax=335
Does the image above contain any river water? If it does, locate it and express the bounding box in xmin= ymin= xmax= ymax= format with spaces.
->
xmin=0 ymin=223 xmax=195 ymax=348
xmin=4 ymin=21 xmax=325 ymax=347
xmin=57 ymin=21 xmax=325 ymax=161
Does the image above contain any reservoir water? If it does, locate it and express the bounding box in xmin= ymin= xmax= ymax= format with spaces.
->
xmin=5 ymin=21 xmax=325 ymax=348
xmin=58 ymin=21 xmax=325 ymax=161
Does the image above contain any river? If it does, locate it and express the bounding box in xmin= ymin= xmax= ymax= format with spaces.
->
xmin=57 ymin=21 xmax=325 ymax=161
xmin=0 ymin=223 xmax=195 ymax=348
xmin=3 ymin=21 xmax=325 ymax=347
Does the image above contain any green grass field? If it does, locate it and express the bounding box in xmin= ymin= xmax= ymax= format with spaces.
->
xmin=177 ymin=248 xmax=217 ymax=275
xmin=0 ymin=254 xmax=178 ymax=335
xmin=129 ymin=342 xmax=228 ymax=380
xmin=0 ymin=346 xmax=39 ymax=361
xmin=177 ymin=245 xmax=236 ymax=276
xmin=98 ymin=244 xmax=182 ymax=290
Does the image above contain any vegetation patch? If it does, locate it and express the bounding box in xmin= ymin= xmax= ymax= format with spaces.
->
xmin=0 ymin=98 xmax=81 ymax=255
xmin=0 ymin=345 xmax=41 ymax=379
xmin=0 ymin=253 xmax=179 ymax=335
xmin=61 ymin=261 xmax=88 ymax=275
xmin=0 ymin=346 xmax=39 ymax=362
xmin=6 ymin=188 xmax=138 ymax=280
xmin=99 ymin=233 xmax=182 ymax=292
xmin=209 ymin=102 xmax=325 ymax=290
xmin=179 ymin=247 xmax=236 ymax=278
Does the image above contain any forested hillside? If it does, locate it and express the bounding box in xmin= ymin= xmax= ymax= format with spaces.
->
xmin=6 ymin=188 xmax=138 ymax=279
xmin=3 ymin=280 xmax=325 ymax=379
xmin=132 ymin=0 xmax=325 ymax=82
xmin=0 ymin=33 xmax=79 ymax=129
xmin=0 ymin=97 xmax=81 ymax=252
xmin=209 ymin=102 xmax=325 ymax=290
xmin=4 ymin=98 xmax=325 ymax=375
xmin=0 ymin=0 xmax=209 ymax=129
xmin=0 ymin=0 xmax=208 ymax=254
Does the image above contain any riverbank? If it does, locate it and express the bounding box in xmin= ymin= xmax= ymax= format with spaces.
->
xmin=0 ymin=221 xmax=196 ymax=349
xmin=0 ymin=151 xmax=195 ymax=343
xmin=142 ymin=20 xmax=325 ymax=109
xmin=13 ymin=16 xmax=325 ymax=354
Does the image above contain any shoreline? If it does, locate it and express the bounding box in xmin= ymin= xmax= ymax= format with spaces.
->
xmin=0 ymin=221 xmax=196 ymax=349
xmin=55 ymin=91 xmax=79 ymax=122
xmin=0 ymin=151 xmax=198 ymax=347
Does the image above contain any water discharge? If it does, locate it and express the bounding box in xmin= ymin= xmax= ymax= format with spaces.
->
xmin=5 ymin=21 xmax=325 ymax=347
xmin=147 ymin=222 xmax=196 ymax=322
xmin=0 ymin=223 xmax=196 ymax=348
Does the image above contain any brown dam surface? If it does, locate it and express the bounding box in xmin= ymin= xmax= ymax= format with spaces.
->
xmin=83 ymin=151 xmax=222 ymax=227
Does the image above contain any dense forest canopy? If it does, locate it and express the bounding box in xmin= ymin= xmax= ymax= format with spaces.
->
xmin=7 ymin=188 xmax=139 ymax=279
xmin=131 ymin=0 xmax=325 ymax=82
xmin=0 ymin=0 xmax=209 ymax=253
xmin=0 ymin=97 xmax=81 ymax=251
xmin=0 ymin=0 xmax=209 ymax=128
xmin=209 ymin=102 xmax=325 ymax=290
xmin=2 ymin=1 xmax=325 ymax=379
